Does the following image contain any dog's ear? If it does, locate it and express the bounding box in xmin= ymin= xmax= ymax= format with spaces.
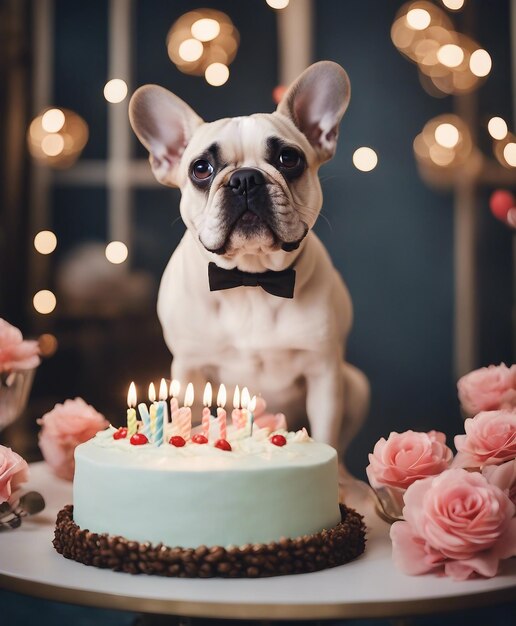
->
xmin=277 ymin=61 xmax=350 ymax=163
xmin=129 ymin=85 xmax=203 ymax=187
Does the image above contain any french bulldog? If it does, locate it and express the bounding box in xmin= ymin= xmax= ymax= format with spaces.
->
xmin=129 ymin=61 xmax=369 ymax=471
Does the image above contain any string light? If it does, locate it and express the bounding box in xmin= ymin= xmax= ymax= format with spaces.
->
xmin=437 ymin=44 xmax=464 ymax=67
xmin=34 ymin=231 xmax=57 ymax=255
xmin=105 ymin=241 xmax=128 ymax=264
xmin=469 ymin=49 xmax=492 ymax=77
xmin=41 ymin=109 xmax=65 ymax=133
xmin=205 ymin=63 xmax=229 ymax=86
xmin=33 ymin=290 xmax=56 ymax=315
xmin=488 ymin=117 xmax=508 ymax=140
xmin=191 ymin=18 xmax=220 ymax=42
xmin=434 ymin=123 xmax=460 ymax=148
xmin=406 ymin=8 xmax=431 ymax=30
xmin=178 ymin=39 xmax=204 ymax=62
xmin=352 ymin=147 xmax=378 ymax=172
xmin=104 ymin=79 xmax=128 ymax=103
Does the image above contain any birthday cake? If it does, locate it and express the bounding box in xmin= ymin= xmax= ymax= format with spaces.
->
xmin=53 ymin=384 xmax=366 ymax=577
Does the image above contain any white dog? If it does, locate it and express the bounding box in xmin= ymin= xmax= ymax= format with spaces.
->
xmin=129 ymin=61 xmax=369 ymax=468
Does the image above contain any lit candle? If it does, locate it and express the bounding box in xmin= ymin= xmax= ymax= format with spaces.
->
xmin=159 ymin=378 xmax=169 ymax=424
xmin=149 ymin=383 xmax=157 ymax=441
xmin=127 ymin=382 xmax=138 ymax=437
xmin=138 ymin=402 xmax=151 ymax=440
xmin=232 ymin=385 xmax=245 ymax=429
xmin=174 ymin=382 xmax=193 ymax=440
xmin=248 ymin=395 xmax=257 ymax=437
xmin=202 ymin=382 xmax=212 ymax=437
xmin=216 ymin=384 xmax=227 ymax=440
xmin=169 ymin=379 xmax=180 ymax=420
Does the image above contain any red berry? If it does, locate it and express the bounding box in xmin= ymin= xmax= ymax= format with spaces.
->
xmin=270 ymin=434 xmax=287 ymax=447
xmin=214 ymin=439 xmax=232 ymax=451
xmin=192 ymin=434 xmax=208 ymax=444
xmin=170 ymin=435 xmax=186 ymax=447
xmin=113 ymin=427 xmax=128 ymax=440
xmin=130 ymin=433 xmax=148 ymax=446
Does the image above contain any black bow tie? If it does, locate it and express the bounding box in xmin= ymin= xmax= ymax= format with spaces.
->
xmin=208 ymin=262 xmax=296 ymax=299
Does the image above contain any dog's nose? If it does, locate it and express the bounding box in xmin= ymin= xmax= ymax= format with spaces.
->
xmin=228 ymin=168 xmax=265 ymax=195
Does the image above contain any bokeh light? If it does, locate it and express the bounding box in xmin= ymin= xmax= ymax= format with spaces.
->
xmin=488 ymin=117 xmax=508 ymax=140
xmin=105 ymin=241 xmax=128 ymax=264
xmin=41 ymin=108 xmax=65 ymax=133
xmin=104 ymin=79 xmax=128 ymax=103
xmin=441 ymin=0 xmax=465 ymax=9
xmin=469 ymin=49 xmax=492 ymax=77
xmin=266 ymin=0 xmax=290 ymax=9
xmin=178 ymin=38 xmax=204 ymax=62
xmin=503 ymin=143 xmax=516 ymax=167
xmin=41 ymin=134 xmax=64 ymax=156
xmin=38 ymin=334 xmax=58 ymax=358
xmin=406 ymin=8 xmax=431 ymax=30
xmin=437 ymin=43 xmax=464 ymax=67
xmin=191 ymin=18 xmax=220 ymax=41
xmin=33 ymin=290 xmax=57 ymax=315
xmin=434 ymin=123 xmax=459 ymax=148
xmin=352 ymin=147 xmax=378 ymax=172
xmin=205 ymin=62 xmax=229 ymax=86
xmin=34 ymin=231 xmax=57 ymax=255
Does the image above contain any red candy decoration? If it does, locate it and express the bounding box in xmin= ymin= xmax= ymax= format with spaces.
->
xmin=113 ymin=427 xmax=128 ymax=440
xmin=192 ymin=434 xmax=208 ymax=444
xmin=170 ymin=435 xmax=186 ymax=447
xmin=214 ymin=439 xmax=232 ymax=451
xmin=270 ymin=434 xmax=287 ymax=447
xmin=130 ymin=433 xmax=148 ymax=446
xmin=490 ymin=189 xmax=515 ymax=222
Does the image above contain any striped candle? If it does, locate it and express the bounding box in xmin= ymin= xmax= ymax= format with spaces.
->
xmin=216 ymin=384 xmax=227 ymax=439
xmin=155 ymin=401 xmax=165 ymax=446
xmin=231 ymin=385 xmax=245 ymax=429
xmin=175 ymin=406 xmax=192 ymax=440
xmin=169 ymin=379 xmax=181 ymax=421
xmin=148 ymin=383 xmax=157 ymax=441
xmin=137 ymin=402 xmax=152 ymax=440
xmin=202 ymin=382 xmax=212 ymax=437
xmin=159 ymin=378 xmax=169 ymax=425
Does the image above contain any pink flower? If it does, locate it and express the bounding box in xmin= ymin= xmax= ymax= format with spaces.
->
xmin=457 ymin=363 xmax=516 ymax=417
xmin=390 ymin=469 xmax=516 ymax=580
xmin=0 ymin=319 xmax=40 ymax=373
xmin=366 ymin=430 xmax=453 ymax=490
xmin=38 ymin=398 xmax=108 ymax=481
xmin=0 ymin=445 xmax=29 ymax=503
xmin=483 ymin=459 xmax=516 ymax=507
xmin=454 ymin=410 xmax=516 ymax=468
xmin=251 ymin=396 xmax=288 ymax=432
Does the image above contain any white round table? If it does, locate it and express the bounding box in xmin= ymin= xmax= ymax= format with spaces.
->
xmin=1 ymin=462 xmax=515 ymax=621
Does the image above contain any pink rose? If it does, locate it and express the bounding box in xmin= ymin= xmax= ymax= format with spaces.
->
xmin=366 ymin=430 xmax=453 ymax=490
xmin=483 ymin=459 xmax=516 ymax=507
xmin=0 ymin=318 xmax=40 ymax=373
xmin=38 ymin=398 xmax=108 ymax=481
xmin=457 ymin=363 xmax=516 ymax=417
xmin=0 ymin=445 xmax=29 ymax=503
xmin=390 ymin=469 xmax=516 ymax=580
xmin=454 ymin=410 xmax=516 ymax=468
xmin=251 ymin=396 xmax=288 ymax=432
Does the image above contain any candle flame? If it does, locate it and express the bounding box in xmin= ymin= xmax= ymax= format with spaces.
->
xmin=159 ymin=378 xmax=168 ymax=401
xmin=169 ymin=378 xmax=180 ymax=398
xmin=248 ymin=395 xmax=257 ymax=412
xmin=148 ymin=382 xmax=156 ymax=403
xmin=185 ymin=382 xmax=194 ymax=407
xmin=233 ymin=385 xmax=240 ymax=409
xmin=203 ymin=382 xmax=212 ymax=407
xmin=217 ymin=383 xmax=227 ymax=407
xmin=127 ymin=382 xmax=137 ymax=408
xmin=241 ymin=386 xmax=251 ymax=409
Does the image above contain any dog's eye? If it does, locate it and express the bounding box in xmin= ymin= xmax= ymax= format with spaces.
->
xmin=278 ymin=148 xmax=301 ymax=169
xmin=192 ymin=159 xmax=214 ymax=180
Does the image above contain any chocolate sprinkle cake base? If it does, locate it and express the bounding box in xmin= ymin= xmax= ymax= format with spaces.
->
xmin=53 ymin=504 xmax=366 ymax=578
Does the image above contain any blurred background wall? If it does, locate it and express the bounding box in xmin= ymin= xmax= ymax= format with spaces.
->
xmin=0 ymin=0 xmax=514 ymax=478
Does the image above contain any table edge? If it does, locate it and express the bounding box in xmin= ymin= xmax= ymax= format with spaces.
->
xmin=1 ymin=572 xmax=515 ymax=619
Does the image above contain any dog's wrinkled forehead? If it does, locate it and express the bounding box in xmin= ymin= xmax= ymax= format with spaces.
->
xmin=182 ymin=113 xmax=313 ymax=173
